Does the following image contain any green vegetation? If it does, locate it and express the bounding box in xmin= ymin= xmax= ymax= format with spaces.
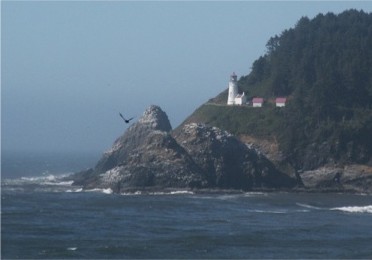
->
xmin=186 ymin=104 xmax=283 ymax=138
xmin=241 ymin=10 xmax=372 ymax=108
xmin=182 ymin=10 xmax=372 ymax=169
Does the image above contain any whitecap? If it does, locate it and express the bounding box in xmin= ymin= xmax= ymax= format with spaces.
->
xmin=43 ymin=180 xmax=74 ymax=186
xmin=2 ymin=173 xmax=76 ymax=193
xmin=84 ymin=188 xmax=101 ymax=192
xmin=169 ymin=190 xmax=194 ymax=195
xmin=216 ymin=194 xmax=241 ymax=200
xmin=149 ymin=191 xmax=167 ymax=195
xmin=15 ymin=173 xmax=73 ymax=186
xmin=121 ymin=191 xmax=143 ymax=196
xmin=243 ymin=192 xmax=267 ymax=197
xmin=296 ymin=203 xmax=323 ymax=210
xmin=119 ymin=190 xmax=193 ymax=196
xmin=251 ymin=209 xmax=287 ymax=214
xmin=331 ymin=205 xmax=372 ymax=214
xmin=66 ymin=188 xmax=83 ymax=193
xmin=84 ymin=188 xmax=113 ymax=194
xmin=102 ymin=188 xmax=113 ymax=194
xmin=67 ymin=247 xmax=77 ymax=251
xmin=148 ymin=190 xmax=194 ymax=195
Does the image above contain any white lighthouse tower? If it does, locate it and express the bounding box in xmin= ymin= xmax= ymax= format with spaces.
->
xmin=227 ymin=72 xmax=238 ymax=105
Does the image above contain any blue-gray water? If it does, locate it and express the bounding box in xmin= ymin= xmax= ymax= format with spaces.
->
xmin=2 ymin=152 xmax=372 ymax=259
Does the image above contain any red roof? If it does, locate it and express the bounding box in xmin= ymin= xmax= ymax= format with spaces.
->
xmin=252 ymin=97 xmax=264 ymax=103
xmin=276 ymin=97 xmax=287 ymax=103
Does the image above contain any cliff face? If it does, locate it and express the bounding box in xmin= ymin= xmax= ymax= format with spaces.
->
xmin=299 ymin=164 xmax=372 ymax=193
xmin=74 ymin=105 xmax=205 ymax=191
xmin=72 ymin=105 xmax=297 ymax=193
xmin=173 ymin=123 xmax=295 ymax=190
xmin=93 ymin=105 xmax=173 ymax=174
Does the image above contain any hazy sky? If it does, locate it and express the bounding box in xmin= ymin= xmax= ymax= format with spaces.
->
xmin=2 ymin=1 xmax=372 ymax=154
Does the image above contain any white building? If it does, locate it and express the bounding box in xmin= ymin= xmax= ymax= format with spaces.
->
xmin=235 ymin=92 xmax=246 ymax=105
xmin=252 ymin=97 xmax=264 ymax=107
xmin=227 ymin=72 xmax=238 ymax=105
xmin=227 ymin=72 xmax=246 ymax=105
xmin=275 ymin=97 xmax=287 ymax=107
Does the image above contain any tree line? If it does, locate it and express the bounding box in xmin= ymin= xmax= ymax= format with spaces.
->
xmin=237 ymin=9 xmax=372 ymax=168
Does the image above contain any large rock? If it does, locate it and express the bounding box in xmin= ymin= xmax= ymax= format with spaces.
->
xmin=300 ymin=164 xmax=372 ymax=193
xmin=71 ymin=105 xmax=297 ymax=193
xmin=172 ymin=123 xmax=296 ymax=190
xmin=94 ymin=105 xmax=172 ymax=173
xmin=73 ymin=105 xmax=206 ymax=192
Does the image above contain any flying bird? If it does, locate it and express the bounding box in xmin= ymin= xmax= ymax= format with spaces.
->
xmin=119 ymin=113 xmax=134 ymax=123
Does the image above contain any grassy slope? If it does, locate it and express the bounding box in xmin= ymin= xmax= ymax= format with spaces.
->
xmin=180 ymin=103 xmax=283 ymax=138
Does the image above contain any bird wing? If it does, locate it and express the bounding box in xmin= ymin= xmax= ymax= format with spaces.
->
xmin=119 ymin=113 xmax=126 ymax=121
xmin=128 ymin=117 xmax=134 ymax=121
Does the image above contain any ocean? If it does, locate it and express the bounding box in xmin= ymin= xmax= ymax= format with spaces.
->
xmin=2 ymin=152 xmax=372 ymax=259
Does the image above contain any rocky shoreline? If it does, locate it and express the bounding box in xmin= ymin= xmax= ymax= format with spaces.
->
xmin=69 ymin=105 xmax=372 ymax=194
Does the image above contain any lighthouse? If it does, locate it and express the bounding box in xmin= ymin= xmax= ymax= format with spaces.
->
xmin=227 ymin=72 xmax=238 ymax=105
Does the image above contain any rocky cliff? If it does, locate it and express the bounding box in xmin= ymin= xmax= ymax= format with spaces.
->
xmin=299 ymin=164 xmax=372 ymax=193
xmin=71 ymin=105 xmax=297 ymax=193
xmin=173 ymin=123 xmax=295 ymax=190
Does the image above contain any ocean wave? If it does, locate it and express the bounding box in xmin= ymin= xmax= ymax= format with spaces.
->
xmin=166 ymin=190 xmax=194 ymax=195
xmin=102 ymin=188 xmax=113 ymax=194
xmin=251 ymin=209 xmax=287 ymax=214
xmin=120 ymin=190 xmax=194 ymax=196
xmin=65 ymin=187 xmax=114 ymax=194
xmin=2 ymin=173 xmax=77 ymax=193
xmin=83 ymin=188 xmax=113 ymax=194
xmin=66 ymin=188 xmax=83 ymax=193
xmin=243 ymin=192 xmax=267 ymax=197
xmin=149 ymin=190 xmax=194 ymax=195
xmin=121 ymin=191 xmax=143 ymax=196
xmin=44 ymin=180 xmax=74 ymax=186
xmin=3 ymin=174 xmax=73 ymax=186
xmin=331 ymin=205 xmax=372 ymax=214
xmin=296 ymin=203 xmax=323 ymax=210
xmin=216 ymin=194 xmax=242 ymax=200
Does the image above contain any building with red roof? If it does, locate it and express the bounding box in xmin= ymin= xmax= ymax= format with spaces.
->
xmin=275 ymin=97 xmax=287 ymax=107
xmin=252 ymin=97 xmax=264 ymax=107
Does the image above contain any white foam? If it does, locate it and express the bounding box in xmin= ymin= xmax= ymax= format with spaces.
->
xmin=4 ymin=174 xmax=74 ymax=187
xmin=102 ymin=188 xmax=113 ymax=194
xmin=331 ymin=205 xmax=372 ymax=214
xmin=66 ymin=188 xmax=83 ymax=193
xmin=169 ymin=190 xmax=194 ymax=195
xmin=252 ymin=209 xmax=287 ymax=214
xmin=67 ymin=247 xmax=77 ymax=251
xmin=121 ymin=191 xmax=143 ymax=196
xmin=84 ymin=188 xmax=113 ymax=194
xmin=149 ymin=190 xmax=194 ymax=195
xmin=244 ymin=192 xmax=267 ymax=197
xmin=147 ymin=191 xmax=169 ymax=195
xmin=215 ymin=194 xmax=245 ymax=201
xmin=296 ymin=203 xmax=323 ymax=210
xmin=20 ymin=175 xmax=52 ymax=182
xmin=44 ymin=180 xmax=74 ymax=186
xmin=120 ymin=190 xmax=194 ymax=196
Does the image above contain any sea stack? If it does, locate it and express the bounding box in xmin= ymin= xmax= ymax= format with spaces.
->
xmin=71 ymin=105 xmax=297 ymax=193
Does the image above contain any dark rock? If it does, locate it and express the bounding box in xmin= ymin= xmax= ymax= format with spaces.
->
xmin=300 ymin=164 xmax=372 ymax=193
xmin=94 ymin=105 xmax=172 ymax=173
xmin=172 ymin=123 xmax=296 ymax=190
xmin=71 ymin=105 xmax=297 ymax=193
xmin=71 ymin=105 xmax=205 ymax=192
